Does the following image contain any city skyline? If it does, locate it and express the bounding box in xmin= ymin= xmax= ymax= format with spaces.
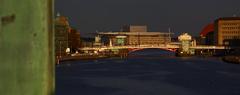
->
xmin=55 ymin=0 xmax=240 ymax=37
xmin=1 ymin=1 xmax=240 ymax=95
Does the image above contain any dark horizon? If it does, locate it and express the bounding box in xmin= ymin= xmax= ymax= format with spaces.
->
xmin=55 ymin=0 xmax=240 ymax=37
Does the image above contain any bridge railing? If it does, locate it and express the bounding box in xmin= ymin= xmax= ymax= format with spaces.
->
xmin=190 ymin=45 xmax=225 ymax=49
xmin=79 ymin=44 xmax=180 ymax=51
xmin=79 ymin=44 xmax=230 ymax=51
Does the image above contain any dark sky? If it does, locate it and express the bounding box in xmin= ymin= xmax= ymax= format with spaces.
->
xmin=55 ymin=0 xmax=240 ymax=37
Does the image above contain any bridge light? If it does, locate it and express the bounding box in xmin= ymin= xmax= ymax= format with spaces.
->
xmin=66 ymin=48 xmax=71 ymax=54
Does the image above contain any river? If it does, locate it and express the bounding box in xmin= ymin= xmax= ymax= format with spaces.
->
xmin=56 ymin=49 xmax=240 ymax=95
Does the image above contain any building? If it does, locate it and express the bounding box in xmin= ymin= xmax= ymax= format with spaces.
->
xmin=121 ymin=25 xmax=147 ymax=32
xmin=200 ymin=23 xmax=214 ymax=45
xmin=214 ymin=17 xmax=240 ymax=46
xmin=55 ymin=15 xmax=71 ymax=56
xmin=98 ymin=25 xmax=172 ymax=46
xmin=177 ymin=33 xmax=195 ymax=56
xmin=69 ymin=28 xmax=81 ymax=53
xmin=80 ymin=37 xmax=95 ymax=47
xmin=55 ymin=15 xmax=82 ymax=55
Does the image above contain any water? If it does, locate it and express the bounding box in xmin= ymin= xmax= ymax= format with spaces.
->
xmin=56 ymin=49 xmax=240 ymax=95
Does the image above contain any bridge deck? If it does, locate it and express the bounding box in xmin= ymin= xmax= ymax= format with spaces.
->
xmin=79 ymin=45 xmax=226 ymax=51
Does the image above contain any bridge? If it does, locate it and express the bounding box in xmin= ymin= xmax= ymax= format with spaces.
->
xmin=79 ymin=32 xmax=228 ymax=56
xmin=79 ymin=44 xmax=225 ymax=52
xmin=80 ymin=44 xmax=179 ymax=51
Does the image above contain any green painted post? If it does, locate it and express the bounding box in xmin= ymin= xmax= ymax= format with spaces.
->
xmin=0 ymin=0 xmax=55 ymax=95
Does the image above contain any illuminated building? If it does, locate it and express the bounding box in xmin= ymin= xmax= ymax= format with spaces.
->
xmin=99 ymin=25 xmax=172 ymax=46
xmin=55 ymin=14 xmax=71 ymax=56
xmin=178 ymin=33 xmax=192 ymax=53
xmin=176 ymin=33 xmax=195 ymax=56
xmin=214 ymin=17 xmax=240 ymax=46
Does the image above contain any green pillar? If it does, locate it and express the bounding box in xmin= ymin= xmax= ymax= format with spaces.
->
xmin=0 ymin=0 xmax=54 ymax=95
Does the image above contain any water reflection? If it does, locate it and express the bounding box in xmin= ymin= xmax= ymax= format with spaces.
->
xmin=56 ymin=49 xmax=240 ymax=95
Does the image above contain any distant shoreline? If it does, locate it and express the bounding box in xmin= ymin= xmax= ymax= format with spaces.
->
xmin=57 ymin=55 xmax=109 ymax=63
xmin=222 ymin=56 xmax=240 ymax=64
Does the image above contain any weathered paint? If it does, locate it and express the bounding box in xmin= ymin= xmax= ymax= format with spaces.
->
xmin=0 ymin=0 xmax=54 ymax=95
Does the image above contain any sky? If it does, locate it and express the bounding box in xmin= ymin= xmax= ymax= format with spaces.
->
xmin=55 ymin=0 xmax=240 ymax=37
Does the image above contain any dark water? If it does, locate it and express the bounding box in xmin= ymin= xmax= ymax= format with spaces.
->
xmin=56 ymin=49 xmax=240 ymax=95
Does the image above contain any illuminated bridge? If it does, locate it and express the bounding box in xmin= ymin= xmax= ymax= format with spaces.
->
xmin=81 ymin=33 xmax=226 ymax=51
xmin=80 ymin=32 xmax=228 ymax=56
xmin=79 ymin=44 xmax=226 ymax=52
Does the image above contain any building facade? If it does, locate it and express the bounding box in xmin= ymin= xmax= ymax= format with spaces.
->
xmin=214 ymin=17 xmax=240 ymax=46
xmin=121 ymin=25 xmax=147 ymax=32
xmin=55 ymin=15 xmax=82 ymax=55
xmin=55 ymin=15 xmax=71 ymax=56
xmin=69 ymin=28 xmax=81 ymax=53
xmin=200 ymin=23 xmax=214 ymax=45
xmin=128 ymin=33 xmax=171 ymax=45
xmin=99 ymin=25 xmax=172 ymax=46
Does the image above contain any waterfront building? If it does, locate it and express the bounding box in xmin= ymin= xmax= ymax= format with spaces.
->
xmin=178 ymin=33 xmax=192 ymax=52
xmin=55 ymin=15 xmax=71 ymax=56
xmin=93 ymin=35 xmax=102 ymax=46
xmin=80 ymin=37 xmax=95 ymax=47
xmin=200 ymin=23 xmax=214 ymax=45
xmin=99 ymin=25 xmax=172 ymax=46
xmin=69 ymin=28 xmax=81 ymax=53
xmin=121 ymin=25 xmax=147 ymax=32
xmin=214 ymin=17 xmax=240 ymax=46
xmin=177 ymin=33 xmax=195 ymax=56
